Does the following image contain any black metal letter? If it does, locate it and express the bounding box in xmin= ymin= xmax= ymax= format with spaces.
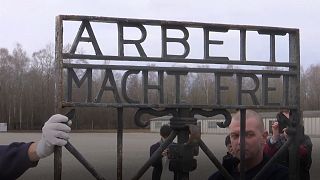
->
xmin=203 ymin=27 xmax=229 ymax=60
xmin=67 ymin=68 xmax=92 ymax=102
xmin=215 ymin=72 xmax=233 ymax=105
xmin=121 ymin=70 xmax=140 ymax=103
xmin=95 ymin=69 xmax=121 ymax=103
xmin=69 ymin=20 xmax=102 ymax=55
xmin=261 ymin=74 xmax=281 ymax=106
xmin=257 ymin=30 xmax=287 ymax=62
xmin=142 ymin=70 xmax=164 ymax=104
xmin=118 ymin=22 xmax=147 ymax=57
xmin=161 ymin=25 xmax=190 ymax=59
xmin=166 ymin=71 xmax=188 ymax=104
xmin=236 ymin=74 xmax=260 ymax=105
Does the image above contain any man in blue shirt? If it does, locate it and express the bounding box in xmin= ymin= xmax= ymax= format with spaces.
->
xmin=0 ymin=114 xmax=71 ymax=180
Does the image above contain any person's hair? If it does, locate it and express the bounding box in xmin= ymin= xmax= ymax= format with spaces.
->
xmin=225 ymin=134 xmax=231 ymax=147
xmin=160 ymin=124 xmax=172 ymax=138
xmin=231 ymin=109 xmax=264 ymax=132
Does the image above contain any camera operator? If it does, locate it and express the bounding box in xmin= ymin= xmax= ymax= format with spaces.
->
xmin=264 ymin=110 xmax=313 ymax=180
xmin=150 ymin=124 xmax=177 ymax=180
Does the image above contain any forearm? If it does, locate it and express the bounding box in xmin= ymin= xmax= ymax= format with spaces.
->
xmin=0 ymin=142 xmax=38 ymax=179
xmin=28 ymin=142 xmax=41 ymax=162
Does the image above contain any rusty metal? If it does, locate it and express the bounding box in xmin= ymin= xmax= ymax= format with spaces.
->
xmin=54 ymin=146 xmax=62 ymax=180
xmin=63 ymin=109 xmax=106 ymax=180
xmin=132 ymin=131 xmax=177 ymax=180
xmin=54 ymin=15 xmax=63 ymax=180
xmin=55 ymin=15 xmax=301 ymax=180
xmin=117 ymin=108 xmax=123 ymax=180
xmin=198 ymin=139 xmax=232 ymax=180
xmin=133 ymin=108 xmax=232 ymax=179
xmin=65 ymin=142 xmax=106 ymax=180
xmin=240 ymin=109 xmax=246 ymax=179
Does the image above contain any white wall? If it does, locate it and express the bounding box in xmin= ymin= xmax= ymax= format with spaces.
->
xmin=150 ymin=116 xmax=320 ymax=136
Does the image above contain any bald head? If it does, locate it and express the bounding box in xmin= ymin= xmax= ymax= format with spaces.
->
xmin=230 ymin=110 xmax=265 ymax=132
xmin=228 ymin=110 xmax=268 ymax=169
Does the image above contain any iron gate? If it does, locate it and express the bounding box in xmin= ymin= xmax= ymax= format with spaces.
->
xmin=54 ymin=15 xmax=301 ymax=180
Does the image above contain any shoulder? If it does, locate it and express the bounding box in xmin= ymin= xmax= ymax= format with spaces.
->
xmin=150 ymin=142 xmax=160 ymax=148
xmin=150 ymin=142 xmax=160 ymax=153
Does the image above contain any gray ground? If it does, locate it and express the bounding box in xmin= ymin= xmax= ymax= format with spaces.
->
xmin=0 ymin=132 xmax=319 ymax=180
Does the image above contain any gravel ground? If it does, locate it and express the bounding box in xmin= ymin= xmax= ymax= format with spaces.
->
xmin=0 ymin=132 xmax=319 ymax=180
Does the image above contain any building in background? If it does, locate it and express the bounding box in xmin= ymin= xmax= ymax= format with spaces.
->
xmin=150 ymin=111 xmax=320 ymax=136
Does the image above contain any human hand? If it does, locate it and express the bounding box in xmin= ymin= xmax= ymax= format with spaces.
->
xmin=162 ymin=148 xmax=169 ymax=157
xmin=36 ymin=114 xmax=71 ymax=158
xmin=272 ymin=121 xmax=280 ymax=140
xmin=283 ymin=128 xmax=289 ymax=140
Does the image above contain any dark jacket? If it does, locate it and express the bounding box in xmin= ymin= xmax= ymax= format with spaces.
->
xmin=264 ymin=135 xmax=312 ymax=180
xmin=150 ymin=141 xmax=163 ymax=180
xmin=150 ymin=141 xmax=177 ymax=180
xmin=222 ymin=152 xmax=238 ymax=173
xmin=0 ymin=142 xmax=38 ymax=180
xmin=208 ymin=155 xmax=288 ymax=180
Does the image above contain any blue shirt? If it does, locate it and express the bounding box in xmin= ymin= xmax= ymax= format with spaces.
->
xmin=0 ymin=142 xmax=38 ymax=180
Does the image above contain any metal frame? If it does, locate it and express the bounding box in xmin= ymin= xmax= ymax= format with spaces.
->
xmin=55 ymin=15 xmax=301 ymax=180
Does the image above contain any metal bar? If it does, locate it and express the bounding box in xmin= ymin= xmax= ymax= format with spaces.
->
xmin=62 ymin=64 xmax=297 ymax=75
xmin=54 ymin=15 xmax=64 ymax=180
xmin=61 ymin=102 xmax=298 ymax=110
xmin=117 ymin=108 xmax=123 ymax=180
xmin=176 ymin=128 xmax=190 ymax=180
xmin=58 ymin=15 xmax=298 ymax=33
xmin=288 ymin=30 xmax=300 ymax=180
xmin=132 ymin=131 xmax=177 ymax=180
xmin=65 ymin=142 xmax=105 ymax=180
xmin=62 ymin=53 xmax=297 ymax=68
xmin=270 ymin=34 xmax=276 ymax=62
xmin=54 ymin=146 xmax=62 ymax=180
xmin=199 ymin=140 xmax=233 ymax=180
xmin=253 ymin=138 xmax=292 ymax=180
xmin=240 ymin=29 xmax=246 ymax=61
xmin=289 ymin=110 xmax=300 ymax=180
xmin=240 ymin=109 xmax=246 ymax=180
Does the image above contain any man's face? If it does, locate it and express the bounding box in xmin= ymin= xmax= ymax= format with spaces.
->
xmin=229 ymin=117 xmax=267 ymax=162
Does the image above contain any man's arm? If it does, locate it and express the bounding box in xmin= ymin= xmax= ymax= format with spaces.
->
xmin=28 ymin=142 xmax=40 ymax=162
xmin=0 ymin=142 xmax=38 ymax=180
xmin=0 ymin=114 xmax=70 ymax=180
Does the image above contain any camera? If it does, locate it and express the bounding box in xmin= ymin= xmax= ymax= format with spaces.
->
xmin=276 ymin=112 xmax=290 ymax=133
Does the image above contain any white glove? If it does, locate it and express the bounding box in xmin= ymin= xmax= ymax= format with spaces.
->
xmin=36 ymin=114 xmax=71 ymax=158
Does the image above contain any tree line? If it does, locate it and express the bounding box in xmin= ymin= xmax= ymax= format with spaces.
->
xmin=0 ymin=44 xmax=319 ymax=130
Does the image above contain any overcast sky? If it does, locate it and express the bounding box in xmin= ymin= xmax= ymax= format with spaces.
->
xmin=0 ymin=0 xmax=319 ymax=67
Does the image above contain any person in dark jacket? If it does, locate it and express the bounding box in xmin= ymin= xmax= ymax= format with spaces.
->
xmin=221 ymin=134 xmax=237 ymax=173
xmin=264 ymin=110 xmax=313 ymax=180
xmin=0 ymin=114 xmax=71 ymax=180
xmin=209 ymin=110 xmax=288 ymax=180
xmin=150 ymin=124 xmax=176 ymax=180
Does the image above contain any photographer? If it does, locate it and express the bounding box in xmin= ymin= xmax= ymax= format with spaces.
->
xmin=150 ymin=124 xmax=177 ymax=180
xmin=264 ymin=110 xmax=313 ymax=180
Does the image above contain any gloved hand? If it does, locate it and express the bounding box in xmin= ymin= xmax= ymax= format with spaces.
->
xmin=36 ymin=114 xmax=71 ymax=158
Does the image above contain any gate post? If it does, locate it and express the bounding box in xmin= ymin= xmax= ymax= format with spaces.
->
xmin=168 ymin=108 xmax=198 ymax=180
